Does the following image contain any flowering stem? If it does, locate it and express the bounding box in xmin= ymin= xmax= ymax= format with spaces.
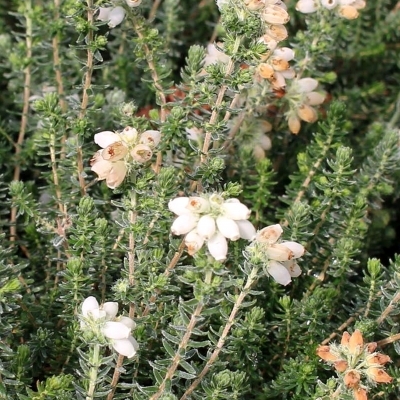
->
xmin=10 ymin=0 xmax=32 ymax=243
xmin=199 ymin=36 xmax=242 ymax=166
xmin=76 ymin=0 xmax=97 ymax=197
xmin=150 ymin=302 xmax=205 ymax=400
xmin=180 ymin=266 xmax=259 ymax=400
xmin=130 ymin=14 xmax=167 ymax=174
xmin=86 ymin=344 xmax=101 ymax=400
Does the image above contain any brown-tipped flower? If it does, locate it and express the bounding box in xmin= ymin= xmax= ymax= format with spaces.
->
xmin=297 ymin=104 xmax=317 ymax=123
xmin=316 ymin=345 xmax=340 ymax=362
xmin=344 ymin=369 xmax=361 ymax=388
xmin=366 ymin=353 xmax=391 ymax=366
xmin=366 ymin=367 xmax=393 ymax=383
xmin=338 ymin=5 xmax=359 ymax=19
xmin=341 ymin=331 xmax=351 ymax=346
xmin=366 ymin=342 xmax=377 ymax=353
xmin=353 ymin=387 xmax=368 ymax=400
xmin=348 ymin=330 xmax=364 ymax=355
xmin=334 ymin=359 xmax=348 ymax=372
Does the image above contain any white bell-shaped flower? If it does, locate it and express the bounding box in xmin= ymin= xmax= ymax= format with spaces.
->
xmin=103 ymin=321 xmax=131 ymax=340
xmin=111 ymin=336 xmax=139 ymax=358
xmin=207 ymin=232 xmax=228 ymax=261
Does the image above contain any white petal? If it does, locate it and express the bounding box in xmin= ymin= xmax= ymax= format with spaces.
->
xmin=102 ymin=302 xmax=119 ymax=319
xmin=221 ymin=201 xmax=251 ymax=220
xmin=270 ymin=72 xmax=286 ymax=89
xmin=140 ymin=130 xmax=161 ymax=147
xmin=282 ymin=241 xmax=305 ymax=258
xmin=295 ymin=0 xmax=318 ymax=13
xmin=106 ymin=161 xmax=127 ymax=189
xmin=268 ymin=260 xmax=292 ymax=285
xmin=89 ymin=309 xmax=107 ymax=320
xmin=298 ymin=77 xmax=319 ymax=93
xmin=91 ymin=151 xmax=112 ymax=180
xmin=103 ymin=321 xmax=131 ymax=339
xmin=260 ymin=134 xmax=272 ymax=151
xmin=186 ymin=197 xmax=210 ymax=213
xmin=236 ymin=220 xmax=256 ymax=240
xmin=97 ymin=7 xmax=112 ymax=22
xmin=130 ymin=144 xmax=152 ymax=163
xmin=120 ymin=126 xmax=138 ymax=143
xmin=108 ymin=6 xmax=125 ymax=28
xmin=306 ymin=91 xmax=326 ymax=106
xmin=82 ymin=296 xmax=99 ymax=317
xmin=283 ymin=260 xmax=302 ymax=277
xmin=171 ymin=214 xmax=198 ymax=235
xmin=321 ymin=0 xmax=338 ymax=9
xmin=126 ymin=0 xmax=142 ymax=7
xmin=280 ymin=68 xmax=296 ymax=79
xmin=266 ymin=243 xmax=294 ymax=261
xmin=256 ymin=224 xmax=283 ymax=244
xmin=94 ymin=131 xmax=120 ymax=148
xmin=118 ymin=316 xmax=136 ymax=330
xmin=112 ymin=336 xmax=139 ymax=358
xmin=273 ymin=47 xmax=295 ymax=61
xmin=197 ymin=215 xmax=216 ymax=239
xmin=216 ymin=217 xmax=240 ymax=241
xmin=168 ymin=197 xmax=190 ymax=215
xmin=207 ymin=232 xmax=228 ymax=261
xmin=185 ymin=229 xmax=205 ymax=255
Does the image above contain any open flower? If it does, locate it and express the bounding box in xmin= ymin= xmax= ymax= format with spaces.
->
xmin=80 ymin=296 xmax=139 ymax=358
xmin=246 ymin=224 xmax=304 ymax=285
xmin=169 ymin=194 xmax=256 ymax=261
xmin=317 ymin=329 xmax=392 ymax=399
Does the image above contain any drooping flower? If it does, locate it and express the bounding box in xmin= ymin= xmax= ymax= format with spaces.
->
xmin=169 ymin=194 xmax=256 ymax=261
xmin=285 ymin=77 xmax=325 ymax=134
xmin=317 ymin=329 xmax=392 ymax=399
xmin=80 ymin=296 xmax=139 ymax=358
xmin=248 ymin=224 xmax=304 ymax=285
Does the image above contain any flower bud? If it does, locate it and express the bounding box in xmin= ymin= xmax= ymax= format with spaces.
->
xmin=288 ymin=115 xmax=301 ymax=134
xmin=256 ymin=224 xmax=282 ymax=244
xmin=266 ymin=243 xmax=294 ymax=261
xmin=185 ymin=229 xmax=205 ymax=255
xmin=258 ymin=63 xmax=275 ymax=79
xmin=344 ymin=369 xmax=361 ymax=388
xmin=338 ymin=5 xmax=359 ymax=19
xmin=316 ymin=345 xmax=340 ymax=361
xmin=297 ymin=104 xmax=318 ymax=123
xmin=216 ymin=217 xmax=240 ymax=241
xmin=333 ymin=359 xmax=348 ymax=372
xmin=207 ymin=232 xmax=228 ymax=261
xmin=262 ymin=5 xmax=290 ymax=24
xmin=366 ymin=367 xmax=393 ymax=383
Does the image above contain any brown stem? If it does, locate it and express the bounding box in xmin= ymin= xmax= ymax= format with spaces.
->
xmin=10 ymin=0 xmax=33 ymax=242
xmin=148 ymin=0 xmax=162 ymax=21
xmin=180 ymin=267 xmax=258 ymax=400
xmin=131 ymin=15 xmax=167 ymax=174
xmin=150 ymin=302 xmax=204 ymax=400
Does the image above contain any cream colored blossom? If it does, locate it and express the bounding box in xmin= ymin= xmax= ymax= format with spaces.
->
xmin=169 ymin=194 xmax=256 ymax=261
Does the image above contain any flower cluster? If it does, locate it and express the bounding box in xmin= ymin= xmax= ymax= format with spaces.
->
xmin=246 ymin=224 xmax=304 ymax=285
xmin=91 ymin=126 xmax=161 ymax=188
xmin=296 ymin=0 xmax=366 ymax=19
xmin=284 ymin=77 xmax=326 ymax=134
xmin=317 ymin=330 xmax=392 ymax=399
xmin=256 ymin=46 xmax=295 ymax=89
xmin=169 ymin=194 xmax=256 ymax=261
xmin=80 ymin=296 xmax=139 ymax=358
xmin=97 ymin=0 xmax=142 ymax=28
